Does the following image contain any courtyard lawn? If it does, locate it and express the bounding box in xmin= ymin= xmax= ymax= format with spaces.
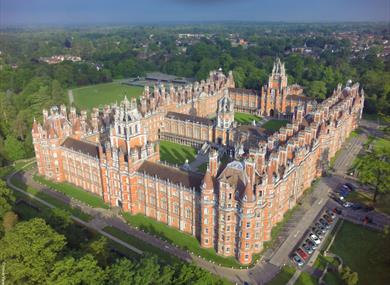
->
xmin=267 ymin=266 xmax=296 ymax=285
xmin=234 ymin=112 xmax=262 ymax=124
xmin=72 ymin=82 xmax=143 ymax=110
xmin=34 ymin=175 xmax=109 ymax=209
xmin=262 ymin=119 xmax=288 ymax=132
xmin=159 ymin=140 xmax=197 ymax=165
xmin=330 ymin=221 xmax=390 ymax=285
xmin=122 ymin=213 xmax=242 ymax=268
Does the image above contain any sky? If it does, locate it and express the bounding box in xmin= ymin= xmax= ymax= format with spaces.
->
xmin=1 ymin=0 xmax=389 ymax=26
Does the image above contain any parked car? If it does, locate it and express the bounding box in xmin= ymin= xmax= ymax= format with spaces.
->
xmin=323 ymin=214 xmax=333 ymax=224
xmin=302 ymin=243 xmax=314 ymax=255
xmin=326 ymin=210 xmax=336 ymax=219
xmin=305 ymin=238 xmax=317 ymax=250
xmin=311 ymin=226 xmax=325 ymax=237
xmin=345 ymin=183 xmax=356 ymax=191
xmin=351 ymin=203 xmax=363 ymax=210
xmin=343 ymin=201 xmax=353 ymax=208
xmin=292 ymin=254 xmax=304 ymax=267
xmin=333 ymin=208 xmax=342 ymax=215
xmin=309 ymin=233 xmax=321 ymax=245
xmin=296 ymin=248 xmax=309 ymax=260
xmin=319 ymin=218 xmax=330 ymax=229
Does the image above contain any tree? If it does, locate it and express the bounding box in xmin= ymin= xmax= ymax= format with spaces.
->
xmin=2 ymin=211 xmax=18 ymax=232
xmin=85 ymin=236 xmax=110 ymax=267
xmin=107 ymin=258 xmax=136 ymax=285
xmin=0 ymin=218 xmax=66 ymax=284
xmin=306 ymin=80 xmax=327 ymax=100
xmin=3 ymin=135 xmax=26 ymax=161
xmin=341 ymin=266 xmax=359 ymax=285
xmin=354 ymin=147 xmax=390 ymax=202
xmin=0 ymin=180 xmax=14 ymax=218
xmin=48 ymin=254 xmax=106 ymax=285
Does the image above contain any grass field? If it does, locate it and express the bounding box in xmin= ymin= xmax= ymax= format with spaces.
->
xmin=234 ymin=112 xmax=262 ymax=124
xmin=330 ymin=221 xmax=390 ymax=285
xmin=34 ymin=175 xmax=109 ymax=209
xmin=262 ymin=119 xmax=289 ymax=132
xmin=267 ymin=266 xmax=296 ymax=285
xmin=103 ymin=226 xmax=180 ymax=264
xmin=159 ymin=140 xmax=197 ymax=165
xmin=72 ymin=82 xmax=143 ymax=110
xmin=122 ymin=212 xmax=242 ymax=268
xmin=11 ymin=176 xmax=91 ymax=221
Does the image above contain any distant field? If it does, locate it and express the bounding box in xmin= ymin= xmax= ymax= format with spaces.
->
xmin=72 ymin=82 xmax=144 ymax=110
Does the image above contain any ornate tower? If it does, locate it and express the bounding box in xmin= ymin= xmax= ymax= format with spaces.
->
xmin=263 ymin=58 xmax=288 ymax=116
xmin=215 ymin=90 xmax=235 ymax=145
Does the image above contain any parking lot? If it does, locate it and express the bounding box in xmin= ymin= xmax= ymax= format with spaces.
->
xmin=289 ymin=208 xmax=339 ymax=269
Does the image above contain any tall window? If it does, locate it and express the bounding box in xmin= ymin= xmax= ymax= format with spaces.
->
xmin=186 ymin=208 xmax=191 ymax=219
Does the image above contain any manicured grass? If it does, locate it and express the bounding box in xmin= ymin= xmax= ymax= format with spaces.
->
xmin=234 ymin=112 xmax=262 ymax=124
xmin=159 ymin=140 xmax=197 ymax=165
xmin=11 ymin=176 xmax=91 ymax=221
xmin=34 ymin=175 xmax=109 ymax=209
xmin=330 ymin=221 xmax=390 ymax=285
xmin=72 ymin=82 xmax=143 ymax=110
xmin=267 ymin=266 xmax=296 ymax=285
xmin=262 ymin=119 xmax=288 ymax=132
xmin=373 ymin=137 xmax=390 ymax=151
xmin=295 ymin=271 xmax=318 ymax=285
xmin=122 ymin=213 xmax=242 ymax=268
xmin=103 ymin=226 xmax=181 ymax=264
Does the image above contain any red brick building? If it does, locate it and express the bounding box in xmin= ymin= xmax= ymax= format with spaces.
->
xmin=32 ymin=60 xmax=364 ymax=264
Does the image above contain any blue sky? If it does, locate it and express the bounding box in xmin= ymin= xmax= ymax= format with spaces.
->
xmin=1 ymin=0 xmax=389 ymax=25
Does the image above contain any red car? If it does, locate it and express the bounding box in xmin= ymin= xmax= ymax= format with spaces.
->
xmin=296 ymin=248 xmax=309 ymax=261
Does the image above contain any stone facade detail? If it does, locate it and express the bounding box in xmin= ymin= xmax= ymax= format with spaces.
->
xmin=32 ymin=59 xmax=364 ymax=264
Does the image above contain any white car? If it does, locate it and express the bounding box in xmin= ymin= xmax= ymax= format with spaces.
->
xmin=309 ymin=233 xmax=321 ymax=245
xmin=343 ymin=202 xmax=353 ymax=208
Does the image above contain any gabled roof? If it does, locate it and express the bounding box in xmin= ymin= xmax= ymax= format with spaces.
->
xmin=166 ymin=111 xmax=214 ymax=126
xmin=61 ymin=137 xmax=99 ymax=158
xmin=137 ymin=161 xmax=203 ymax=190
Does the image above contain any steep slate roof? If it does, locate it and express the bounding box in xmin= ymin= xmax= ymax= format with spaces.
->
xmin=137 ymin=161 xmax=203 ymax=190
xmin=61 ymin=137 xmax=99 ymax=158
xmin=166 ymin=111 xmax=214 ymax=126
xmin=228 ymin=87 xmax=260 ymax=96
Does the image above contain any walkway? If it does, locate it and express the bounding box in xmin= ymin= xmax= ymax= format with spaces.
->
xmin=68 ymin=89 xmax=74 ymax=105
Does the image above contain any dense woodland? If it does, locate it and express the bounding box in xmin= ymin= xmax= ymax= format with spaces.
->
xmin=0 ymin=23 xmax=389 ymax=165
xmin=0 ymin=180 xmax=230 ymax=285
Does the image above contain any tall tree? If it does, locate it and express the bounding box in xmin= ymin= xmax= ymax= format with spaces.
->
xmin=0 ymin=218 xmax=66 ymax=284
xmin=354 ymin=147 xmax=390 ymax=202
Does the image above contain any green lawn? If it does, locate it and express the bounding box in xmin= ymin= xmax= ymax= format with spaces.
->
xmin=159 ymin=140 xmax=197 ymax=165
xmin=34 ymin=175 xmax=109 ymax=209
xmin=267 ymin=266 xmax=296 ymax=285
xmin=295 ymin=271 xmax=318 ymax=285
xmin=122 ymin=213 xmax=242 ymax=268
xmin=330 ymin=221 xmax=390 ymax=285
xmin=11 ymin=176 xmax=92 ymax=221
xmin=103 ymin=226 xmax=181 ymax=264
xmin=72 ymin=82 xmax=143 ymax=110
xmin=262 ymin=119 xmax=288 ymax=132
xmin=373 ymin=137 xmax=390 ymax=151
xmin=234 ymin=112 xmax=262 ymax=124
